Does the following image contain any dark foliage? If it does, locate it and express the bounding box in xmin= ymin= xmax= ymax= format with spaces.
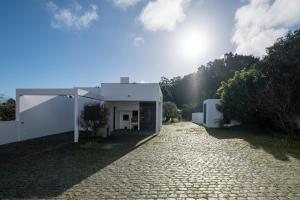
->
xmin=219 ymin=30 xmax=300 ymax=134
xmin=80 ymin=103 xmax=109 ymax=137
xmin=0 ymin=98 xmax=15 ymax=121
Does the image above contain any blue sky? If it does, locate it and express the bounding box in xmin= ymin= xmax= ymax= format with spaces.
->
xmin=1 ymin=0 xmax=300 ymax=98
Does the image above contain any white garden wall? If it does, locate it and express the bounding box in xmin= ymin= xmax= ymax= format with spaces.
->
xmin=192 ymin=112 xmax=203 ymax=124
xmin=0 ymin=121 xmax=18 ymax=145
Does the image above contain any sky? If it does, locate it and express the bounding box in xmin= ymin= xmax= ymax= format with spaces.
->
xmin=0 ymin=0 xmax=300 ymax=98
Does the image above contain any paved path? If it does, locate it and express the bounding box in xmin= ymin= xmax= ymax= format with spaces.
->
xmin=57 ymin=122 xmax=300 ymax=199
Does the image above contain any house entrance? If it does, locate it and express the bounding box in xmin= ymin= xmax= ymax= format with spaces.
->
xmin=119 ymin=111 xmax=131 ymax=130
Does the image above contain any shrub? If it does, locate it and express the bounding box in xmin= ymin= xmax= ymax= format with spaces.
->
xmin=80 ymin=103 xmax=109 ymax=138
xmin=163 ymin=101 xmax=180 ymax=122
xmin=217 ymin=69 xmax=263 ymax=125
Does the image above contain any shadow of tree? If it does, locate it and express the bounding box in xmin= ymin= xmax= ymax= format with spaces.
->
xmin=0 ymin=131 xmax=155 ymax=199
xmin=205 ymin=127 xmax=300 ymax=161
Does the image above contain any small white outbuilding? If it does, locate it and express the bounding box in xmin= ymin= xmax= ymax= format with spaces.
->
xmin=203 ymin=99 xmax=223 ymax=128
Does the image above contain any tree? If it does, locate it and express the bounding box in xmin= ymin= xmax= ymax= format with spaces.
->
xmin=159 ymin=77 xmax=175 ymax=102
xmin=218 ymin=29 xmax=300 ymax=134
xmin=80 ymin=103 xmax=109 ymax=138
xmin=0 ymin=98 xmax=15 ymax=121
xmin=181 ymin=104 xmax=198 ymax=121
xmin=217 ymin=69 xmax=263 ymax=125
xmin=254 ymin=30 xmax=300 ymax=134
xmin=163 ymin=101 xmax=180 ymax=122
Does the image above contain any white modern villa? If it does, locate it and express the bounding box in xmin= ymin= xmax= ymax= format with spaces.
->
xmin=0 ymin=77 xmax=163 ymax=145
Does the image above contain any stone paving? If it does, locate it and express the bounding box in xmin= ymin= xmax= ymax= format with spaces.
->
xmin=58 ymin=123 xmax=300 ymax=199
xmin=1 ymin=122 xmax=300 ymax=199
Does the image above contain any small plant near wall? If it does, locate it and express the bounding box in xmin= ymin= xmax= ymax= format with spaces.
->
xmin=80 ymin=103 xmax=109 ymax=140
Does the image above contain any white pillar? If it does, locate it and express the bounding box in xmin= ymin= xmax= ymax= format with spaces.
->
xmin=74 ymin=89 xmax=79 ymax=143
xmin=155 ymin=101 xmax=159 ymax=133
xmin=138 ymin=102 xmax=140 ymax=131
xmin=160 ymin=101 xmax=163 ymax=130
xmin=16 ymin=91 xmax=21 ymax=141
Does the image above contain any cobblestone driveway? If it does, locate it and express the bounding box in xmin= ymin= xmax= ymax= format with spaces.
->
xmin=59 ymin=123 xmax=300 ymax=199
xmin=1 ymin=122 xmax=300 ymax=199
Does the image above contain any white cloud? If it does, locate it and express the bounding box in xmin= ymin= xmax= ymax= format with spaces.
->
xmin=133 ymin=36 xmax=145 ymax=47
xmin=139 ymin=0 xmax=191 ymax=32
xmin=112 ymin=0 xmax=141 ymax=9
xmin=47 ymin=1 xmax=98 ymax=30
xmin=232 ymin=0 xmax=300 ymax=56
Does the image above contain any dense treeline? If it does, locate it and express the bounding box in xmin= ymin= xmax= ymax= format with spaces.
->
xmin=160 ymin=53 xmax=259 ymax=120
xmin=160 ymin=29 xmax=300 ymax=134
xmin=218 ymin=30 xmax=300 ymax=134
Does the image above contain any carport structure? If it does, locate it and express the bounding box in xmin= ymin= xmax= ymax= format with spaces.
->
xmin=16 ymin=88 xmax=103 ymax=143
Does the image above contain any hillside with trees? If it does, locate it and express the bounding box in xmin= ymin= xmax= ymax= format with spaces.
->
xmin=161 ymin=29 xmax=300 ymax=134
xmin=160 ymin=53 xmax=259 ymax=120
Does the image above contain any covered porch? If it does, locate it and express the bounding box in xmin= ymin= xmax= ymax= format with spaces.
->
xmin=105 ymin=101 xmax=162 ymax=133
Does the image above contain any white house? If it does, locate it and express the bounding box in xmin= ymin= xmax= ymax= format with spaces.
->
xmin=0 ymin=77 xmax=163 ymax=145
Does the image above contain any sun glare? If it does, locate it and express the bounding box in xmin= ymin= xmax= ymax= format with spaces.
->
xmin=176 ymin=28 xmax=210 ymax=61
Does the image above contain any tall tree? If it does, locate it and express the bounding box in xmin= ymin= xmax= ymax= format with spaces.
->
xmin=255 ymin=30 xmax=300 ymax=134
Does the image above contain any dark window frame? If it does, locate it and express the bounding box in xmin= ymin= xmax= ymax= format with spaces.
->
xmin=123 ymin=114 xmax=129 ymax=121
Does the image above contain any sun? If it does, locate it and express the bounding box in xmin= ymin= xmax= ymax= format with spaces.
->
xmin=176 ymin=28 xmax=209 ymax=61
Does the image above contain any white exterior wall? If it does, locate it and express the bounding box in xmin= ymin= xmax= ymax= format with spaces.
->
xmin=0 ymin=121 xmax=18 ymax=145
xmin=102 ymin=83 xmax=161 ymax=101
xmin=203 ymin=99 xmax=223 ymax=128
xmin=192 ymin=112 xmax=203 ymax=124
xmin=19 ymin=95 xmax=74 ymax=141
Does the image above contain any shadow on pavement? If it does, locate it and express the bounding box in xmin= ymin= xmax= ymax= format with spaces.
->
xmin=0 ymin=131 xmax=156 ymax=199
xmin=205 ymin=127 xmax=300 ymax=161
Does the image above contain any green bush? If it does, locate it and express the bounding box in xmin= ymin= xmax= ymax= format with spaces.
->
xmin=217 ymin=68 xmax=263 ymax=125
xmin=163 ymin=101 xmax=180 ymax=122
xmin=80 ymin=103 xmax=109 ymax=137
